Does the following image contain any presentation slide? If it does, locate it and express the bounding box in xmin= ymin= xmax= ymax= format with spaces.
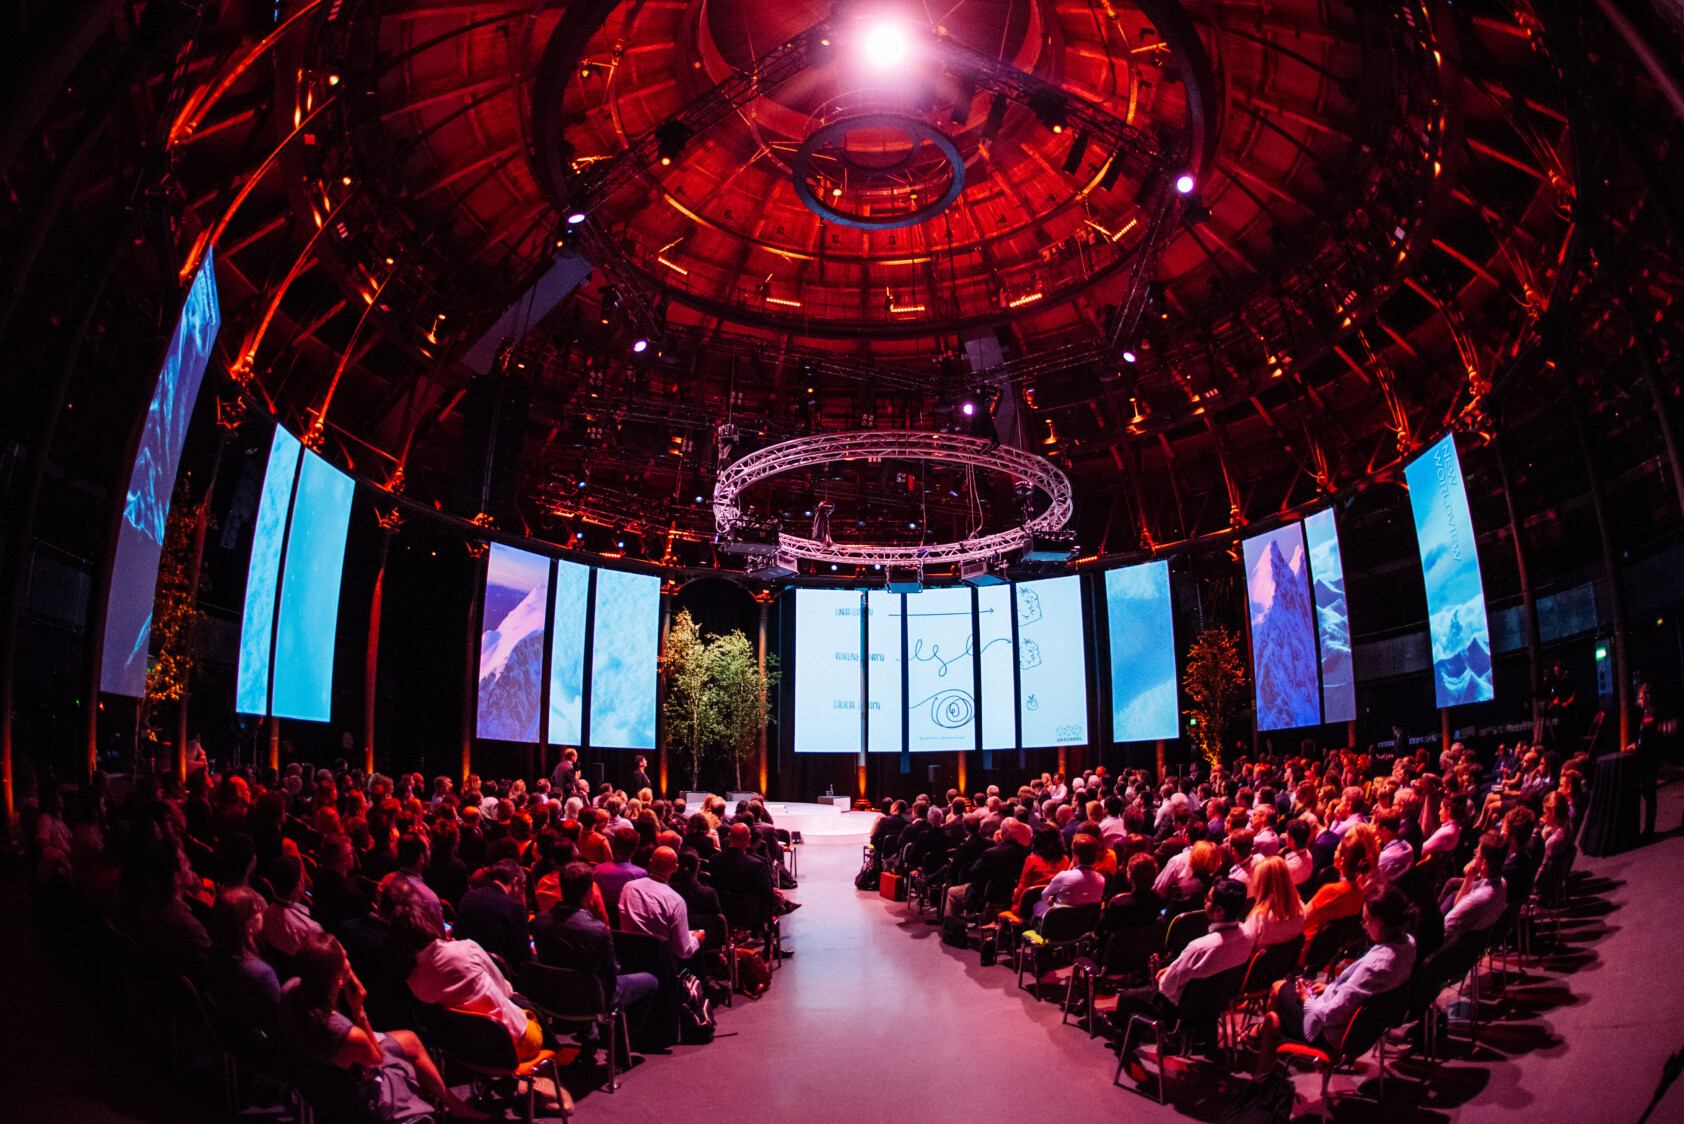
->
xmin=235 ymin=425 xmax=302 ymax=715
xmin=588 ymin=568 xmax=660 ymax=748
xmin=476 ymin=543 xmax=550 ymax=742
xmin=905 ymin=586 xmax=976 ymax=752
xmin=270 ymin=450 xmax=354 ymax=722
xmin=1407 ymin=434 xmax=1494 ymax=707
xmin=1017 ymin=575 xmax=1089 ymax=747
xmin=866 ymin=590 xmax=902 ymax=754
xmin=547 ymin=559 xmax=590 ymax=745
xmin=794 ymin=589 xmax=863 ymax=753
xmin=978 ymin=585 xmax=1015 ymax=751
xmin=1244 ymin=523 xmax=1322 ymax=731
xmin=1105 ymin=561 xmax=1179 ymax=741
xmin=101 ymin=251 xmax=221 ymax=697
xmin=1304 ymin=508 xmax=1356 ymax=723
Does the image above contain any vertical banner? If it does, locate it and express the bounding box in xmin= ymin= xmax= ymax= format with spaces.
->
xmin=1304 ymin=508 xmax=1356 ymax=723
xmin=269 ymin=450 xmax=354 ymax=722
xmin=235 ymin=426 xmax=302 ymax=715
xmin=1243 ymin=523 xmax=1321 ymax=731
xmin=865 ymin=590 xmax=902 ymax=753
xmin=476 ymin=543 xmax=551 ymax=741
xmin=793 ymin=588 xmax=864 ymax=753
xmin=977 ymin=585 xmax=1015 ymax=751
xmin=100 ymin=251 xmax=222 ymax=696
xmin=904 ymin=586 xmax=976 ymax=751
xmin=588 ymin=569 xmax=661 ymax=748
xmin=1406 ymin=434 xmax=1494 ymax=706
xmin=1105 ymin=561 xmax=1179 ymax=741
xmin=546 ymin=559 xmax=591 ymax=745
xmin=1016 ymin=575 xmax=1089 ymax=747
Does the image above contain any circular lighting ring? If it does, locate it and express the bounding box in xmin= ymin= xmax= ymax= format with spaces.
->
xmin=791 ymin=114 xmax=965 ymax=231
xmin=714 ymin=431 xmax=1073 ymax=566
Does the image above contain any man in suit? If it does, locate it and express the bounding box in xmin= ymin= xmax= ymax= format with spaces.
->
xmin=452 ymin=859 xmax=530 ymax=971
xmin=961 ymin=818 xmax=1033 ymax=918
xmin=533 ymin=862 xmax=659 ymax=1054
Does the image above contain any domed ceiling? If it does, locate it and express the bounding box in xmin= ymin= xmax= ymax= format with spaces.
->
xmin=134 ymin=0 xmax=1660 ymax=576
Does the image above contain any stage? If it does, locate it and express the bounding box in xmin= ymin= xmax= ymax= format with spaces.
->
xmin=681 ymin=798 xmax=875 ymax=846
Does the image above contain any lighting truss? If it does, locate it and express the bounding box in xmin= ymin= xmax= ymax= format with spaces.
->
xmin=712 ymin=431 xmax=1074 ymax=566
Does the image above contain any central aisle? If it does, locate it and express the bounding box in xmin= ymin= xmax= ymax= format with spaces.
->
xmin=573 ymin=843 xmax=1189 ymax=1122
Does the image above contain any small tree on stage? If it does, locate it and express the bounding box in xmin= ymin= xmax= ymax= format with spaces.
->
xmin=1184 ymin=625 xmax=1248 ymax=773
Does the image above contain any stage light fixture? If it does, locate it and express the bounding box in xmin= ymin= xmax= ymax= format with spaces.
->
xmin=1175 ymin=173 xmax=1196 ymax=194
xmin=862 ymin=22 xmax=910 ymax=68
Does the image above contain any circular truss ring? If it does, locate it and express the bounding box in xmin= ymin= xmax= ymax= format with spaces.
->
xmin=713 ymin=431 xmax=1073 ymax=566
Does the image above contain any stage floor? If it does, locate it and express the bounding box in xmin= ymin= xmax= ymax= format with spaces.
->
xmin=681 ymin=798 xmax=875 ymax=846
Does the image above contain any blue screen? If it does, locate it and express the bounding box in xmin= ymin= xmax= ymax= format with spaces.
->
xmin=794 ymin=589 xmax=863 ymax=753
xmin=1406 ymin=434 xmax=1494 ymax=706
xmin=904 ymin=586 xmax=976 ymax=751
xmin=1017 ymin=575 xmax=1089 ymax=747
xmin=588 ymin=568 xmax=660 ymax=748
xmin=547 ymin=559 xmax=590 ymax=745
xmin=270 ymin=450 xmax=354 ymax=722
xmin=235 ymin=426 xmax=302 ymax=715
xmin=1105 ymin=561 xmax=1179 ymax=741
xmin=978 ymin=585 xmax=1015 ymax=751
xmin=1244 ymin=523 xmax=1321 ymax=731
xmin=1304 ymin=509 xmax=1356 ymax=723
xmin=866 ymin=590 xmax=902 ymax=753
xmin=477 ymin=543 xmax=550 ymax=742
xmin=101 ymin=251 xmax=221 ymax=696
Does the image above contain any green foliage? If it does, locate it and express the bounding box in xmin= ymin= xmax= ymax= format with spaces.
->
xmin=659 ymin=611 xmax=779 ymax=790
xmin=1183 ymin=625 xmax=1248 ymax=772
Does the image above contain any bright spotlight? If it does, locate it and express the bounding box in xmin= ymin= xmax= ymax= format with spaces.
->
xmin=1122 ymin=349 xmax=1137 ymax=364
xmin=632 ymin=338 xmax=649 ymax=353
xmin=862 ymin=22 xmax=910 ymax=68
xmin=1174 ymin=173 xmax=1196 ymax=194
xmin=566 ymin=211 xmax=587 ymax=224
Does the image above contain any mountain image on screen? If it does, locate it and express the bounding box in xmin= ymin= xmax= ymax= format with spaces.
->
xmin=478 ymin=582 xmax=548 ymax=741
xmin=1249 ymin=535 xmax=1321 ymax=730
xmin=1431 ymin=598 xmax=1493 ymax=706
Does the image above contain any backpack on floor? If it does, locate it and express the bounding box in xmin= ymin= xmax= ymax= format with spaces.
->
xmin=1218 ymin=1071 xmax=1296 ymax=1124
xmin=678 ymin=972 xmax=716 ymax=1045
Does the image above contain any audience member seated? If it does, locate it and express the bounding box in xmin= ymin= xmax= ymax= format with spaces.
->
xmin=532 ymin=861 xmax=661 ymax=1051
xmin=1107 ymin=878 xmax=1253 ymax=1054
xmin=1251 ymin=883 xmax=1419 ymax=1077
xmin=277 ymin=932 xmax=484 ymax=1121
xmin=619 ymin=847 xmax=705 ymax=962
xmin=1242 ymin=856 xmax=1306 ymax=949
xmin=453 ymin=858 xmax=531 ymax=972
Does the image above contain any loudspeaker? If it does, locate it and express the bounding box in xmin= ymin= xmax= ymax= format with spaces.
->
xmin=452 ymin=365 xmax=530 ymax=518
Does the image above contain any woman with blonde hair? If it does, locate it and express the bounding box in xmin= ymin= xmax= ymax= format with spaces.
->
xmin=1242 ymin=856 xmax=1307 ymax=949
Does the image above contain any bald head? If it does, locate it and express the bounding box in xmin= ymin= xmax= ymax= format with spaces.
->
xmin=648 ymin=846 xmax=679 ymax=879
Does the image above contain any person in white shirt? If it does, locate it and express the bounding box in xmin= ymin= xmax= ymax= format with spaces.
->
xmin=619 ymin=847 xmax=705 ymax=960
xmin=1034 ymin=835 xmax=1106 ymax=920
xmin=1440 ymin=832 xmax=1508 ymax=944
xmin=261 ymin=854 xmax=323 ymax=957
xmin=1109 ymin=879 xmax=1253 ymax=1053
xmin=1252 ymin=883 xmax=1418 ymax=1076
xmin=1240 ymin=857 xmax=1307 ymax=950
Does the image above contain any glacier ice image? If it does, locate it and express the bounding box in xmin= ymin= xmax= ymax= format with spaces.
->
xmin=477 ymin=543 xmax=551 ymax=742
xmin=1406 ymin=434 xmax=1495 ymax=708
xmin=1244 ymin=523 xmax=1322 ymax=731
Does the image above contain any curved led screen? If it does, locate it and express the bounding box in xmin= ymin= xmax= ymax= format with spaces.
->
xmin=476 ymin=543 xmax=551 ymax=742
xmin=101 ymin=251 xmax=221 ymax=696
xmin=1105 ymin=561 xmax=1178 ymax=742
xmin=1244 ymin=523 xmax=1321 ymax=731
xmin=1406 ymin=434 xmax=1494 ymax=707
xmin=588 ymin=569 xmax=660 ymax=748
